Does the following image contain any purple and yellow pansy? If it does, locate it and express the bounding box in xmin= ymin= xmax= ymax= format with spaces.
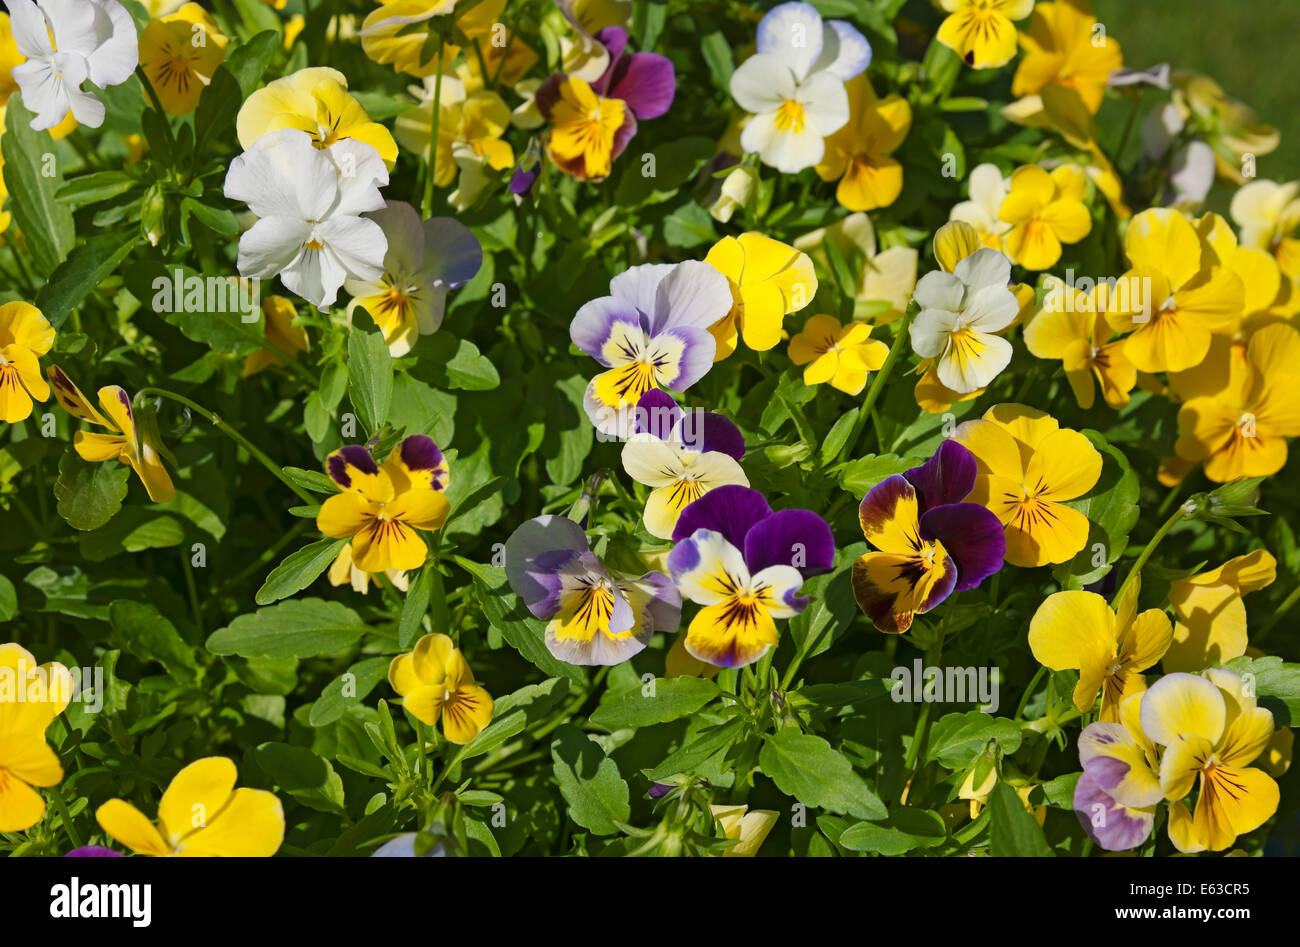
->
xmin=1073 ymin=692 xmax=1163 ymax=851
xmin=504 ymin=514 xmax=681 ymax=666
xmin=851 ymin=439 xmax=1005 ymax=633
xmin=570 ymin=260 xmax=732 ymax=437
xmin=621 ymin=389 xmax=749 ymax=539
xmin=668 ymin=485 xmax=834 ymax=668
xmin=316 ymin=436 xmax=451 ymax=574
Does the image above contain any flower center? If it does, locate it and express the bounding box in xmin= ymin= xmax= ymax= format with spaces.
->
xmin=774 ymin=99 xmax=807 ymax=133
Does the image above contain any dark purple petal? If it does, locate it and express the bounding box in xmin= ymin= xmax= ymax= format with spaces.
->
xmin=743 ymin=509 xmax=834 ymax=578
xmin=592 ymin=27 xmax=630 ymax=95
xmin=633 ymin=388 xmax=681 ymax=440
xmin=919 ymin=503 xmax=1005 ymax=592
xmin=904 ymin=439 xmax=976 ymax=512
xmin=510 ymin=163 xmax=539 ymax=196
xmin=671 ymin=484 xmax=772 ymax=548
xmin=607 ymin=51 xmax=676 ymax=120
xmin=327 ymin=445 xmax=379 ymax=488
xmin=610 ymin=107 xmax=638 ymax=164
xmin=64 ymin=846 xmax=124 ymax=857
xmin=675 ymin=410 xmax=745 ymax=460
xmin=647 ymin=782 xmax=674 ymax=799
xmin=534 ymin=73 xmax=565 ymax=121
xmin=399 ymin=435 xmax=442 ymax=472
xmin=1073 ymin=772 xmax=1153 ymax=852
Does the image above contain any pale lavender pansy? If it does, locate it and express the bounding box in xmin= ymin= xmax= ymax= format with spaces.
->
xmin=504 ymin=514 xmax=681 ymax=666
xmin=570 ymin=261 xmax=731 ymax=437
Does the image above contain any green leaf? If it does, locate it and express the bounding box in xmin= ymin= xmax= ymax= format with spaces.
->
xmin=78 ymin=510 xmax=185 ymax=562
xmin=589 ymin=677 xmax=720 ymax=731
xmin=57 ymin=171 xmax=138 ymax=208
xmin=281 ymin=466 xmax=336 ymax=494
xmin=36 ymin=231 xmax=141 ymax=327
xmin=309 ymin=657 xmax=391 ymax=727
xmin=224 ymin=30 xmax=280 ymax=96
xmin=54 ymin=451 xmax=131 ymax=531
xmin=759 ymin=728 xmax=887 ymax=820
xmin=838 ymin=806 xmax=949 ymax=855
xmin=123 ymin=262 xmax=264 ymax=352
xmin=551 ymin=724 xmax=631 ymax=836
xmin=256 ymin=537 xmax=348 ymax=605
xmin=1223 ymin=655 xmax=1300 ymax=725
xmin=108 ymin=601 xmax=200 ymax=682
xmin=2 ymin=100 xmax=75 ymax=275
xmin=988 ymin=781 xmax=1054 ymax=857
xmin=253 ymin=742 xmax=346 ymax=814
xmin=444 ymin=339 xmax=500 ymax=390
xmin=662 ymin=201 xmax=716 ymax=248
xmin=0 ymin=574 xmax=16 ymax=621
xmin=839 ymin=453 xmax=912 ymax=496
xmin=645 ymin=715 xmax=744 ymax=781
xmin=206 ymin=598 xmax=368 ymax=659
xmin=397 ymin=565 xmax=433 ymax=650
xmin=458 ymin=677 xmax=570 ymax=762
xmin=347 ymin=330 xmax=394 ymax=434
xmin=699 ymin=31 xmax=734 ymax=90
xmin=926 ymin=711 xmax=1023 ymax=770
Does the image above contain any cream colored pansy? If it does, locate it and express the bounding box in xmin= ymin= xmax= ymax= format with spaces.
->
xmin=950 ymin=163 xmax=1012 ymax=252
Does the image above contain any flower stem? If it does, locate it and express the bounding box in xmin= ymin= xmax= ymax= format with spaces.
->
xmin=134 ymin=387 xmax=315 ymax=504
xmin=902 ymin=637 xmax=943 ymax=778
xmin=841 ymin=310 xmax=915 ymax=463
xmin=1110 ymin=502 xmax=1189 ymax=607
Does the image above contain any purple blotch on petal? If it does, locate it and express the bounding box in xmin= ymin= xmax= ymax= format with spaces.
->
xmin=743 ymin=509 xmax=834 ymax=577
xmin=399 ymin=435 xmax=443 ymax=472
xmin=328 ymin=445 xmax=379 ymax=488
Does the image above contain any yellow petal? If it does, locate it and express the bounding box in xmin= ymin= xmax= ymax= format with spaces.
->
xmin=96 ymin=799 xmax=173 ymax=856
xmin=157 ymin=756 xmax=238 ymax=846
xmin=176 ymin=788 xmax=285 ymax=857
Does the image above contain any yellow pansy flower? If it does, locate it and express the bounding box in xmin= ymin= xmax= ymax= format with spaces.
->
xmin=711 ymin=804 xmax=778 ymax=856
xmin=936 ymin=0 xmax=1035 ymax=69
xmin=395 ymin=75 xmax=514 ymax=187
xmin=541 ymin=76 xmax=625 ymax=182
xmin=1164 ymin=550 xmax=1276 ymax=673
xmin=933 ymin=220 xmax=985 ymax=272
xmin=794 ymin=213 xmax=917 ymax=325
xmin=0 ymin=643 xmax=73 ymax=833
xmin=96 ymin=757 xmax=285 ymax=856
xmin=359 ymin=0 xmax=463 ymax=78
xmin=0 ymin=301 xmax=55 ymax=423
xmin=955 ymin=403 xmax=1101 ymax=567
xmin=1023 ymin=275 xmax=1136 ymax=409
xmin=242 ymin=295 xmax=310 ymax=378
xmin=389 ymin=633 xmax=494 ymax=744
xmin=788 ymin=314 xmax=889 ymax=396
xmin=1193 ymin=212 xmax=1288 ymax=334
xmin=999 ymin=164 xmax=1092 ymax=271
xmin=236 ymin=67 xmax=399 ymax=169
xmin=1010 ymin=0 xmax=1121 ymax=117
xmin=1230 ymin=179 xmax=1300 ymax=280
xmin=815 ymin=75 xmax=912 ymax=212
xmin=46 ymin=365 xmax=175 ymax=503
xmin=139 ymin=3 xmax=228 ymax=115
xmin=1029 ymin=579 xmax=1173 ymax=722
xmin=1142 ymin=670 xmax=1280 ymax=853
xmin=704 ymin=233 xmax=817 ymax=359
xmin=1173 ymin=321 xmax=1300 ymax=481
xmin=1107 ymin=208 xmax=1244 ymax=374
xmin=316 ymin=437 xmax=452 ymax=573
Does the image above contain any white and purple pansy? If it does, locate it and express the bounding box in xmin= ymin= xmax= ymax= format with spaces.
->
xmin=1071 ymin=694 xmax=1163 ymax=851
xmin=621 ymin=389 xmax=749 ymax=540
xmin=504 ymin=514 xmax=681 ymax=666
xmin=570 ymin=260 xmax=732 ymax=437
xmin=666 ymin=485 xmax=834 ymax=669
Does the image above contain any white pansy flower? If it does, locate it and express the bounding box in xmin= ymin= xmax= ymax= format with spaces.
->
xmin=6 ymin=0 xmax=139 ymax=130
xmin=909 ymin=248 xmax=1019 ymax=394
xmin=224 ymin=129 xmax=390 ymax=310
xmin=727 ymin=1 xmax=870 ymax=174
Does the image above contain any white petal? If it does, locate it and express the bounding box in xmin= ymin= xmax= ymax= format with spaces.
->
xmin=621 ymin=434 xmax=684 ymax=488
xmin=761 ymin=126 xmax=825 ymax=174
xmin=937 ymin=332 xmax=1012 ymax=392
xmin=610 ymin=263 xmax=674 ymax=321
xmin=729 ymin=54 xmax=796 ymax=114
xmin=66 ymin=84 xmax=106 ymax=129
xmin=328 ymin=139 xmax=390 ymax=217
xmin=236 ymin=216 xmax=312 ymax=279
xmin=954 ymin=247 xmax=1012 ymax=291
xmin=651 ymin=260 xmax=734 ymax=334
xmin=798 ymin=72 xmax=850 ymax=135
xmin=961 ymin=282 xmax=1019 ymax=332
xmin=423 ymin=217 xmax=481 ymax=289
xmin=11 ymin=59 xmax=74 ymax=130
xmin=910 ymin=308 xmax=960 ymax=359
xmin=755 ymin=1 xmax=825 ymax=81
xmin=316 ymin=216 xmax=388 ymax=284
xmin=83 ymin=0 xmax=139 ymax=89
xmin=6 ymin=0 xmax=56 ymax=56
xmin=225 ymin=130 xmax=337 ymax=221
xmin=752 ymin=564 xmax=806 ymax=618
xmin=814 ymin=20 xmax=871 ymax=80
xmin=967 ymin=163 xmax=1009 ymax=220
xmin=912 ymin=269 xmax=964 ymax=312
xmin=369 ymin=201 xmax=426 ymax=276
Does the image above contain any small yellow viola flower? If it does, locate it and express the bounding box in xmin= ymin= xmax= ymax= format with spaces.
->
xmin=327 ymin=542 xmax=411 ymax=594
xmin=999 ymin=164 xmax=1092 ymax=271
xmin=1029 ymin=579 xmax=1173 ymax=722
xmin=0 ymin=301 xmax=55 ymax=423
xmin=787 ymin=314 xmax=889 ymax=396
xmin=1010 ymin=0 xmax=1122 ymax=116
xmin=704 ymin=233 xmax=817 ymax=359
xmin=794 ymin=213 xmax=917 ymax=324
xmin=1107 ymin=208 xmax=1244 ymax=374
xmin=1173 ymin=321 xmax=1300 ymax=481
xmin=936 ymin=0 xmax=1035 ymax=69
xmin=955 ymin=403 xmax=1101 ymax=567
xmin=1142 ymin=670 xmax=1280 ymax=853
xmin=243 ymin=295 xmax=310 ymax=378
xmin=395 ymin=75 xmax=514 ymax=187
xmin=815 ymin=75 xmax=913 ymax=212
xmin=1023 ymin=275 xmax=1136 ymax=409
xmin=0 ymin=643 xmax=73 ymax=833
xmin=46 ymin=365 xmax=175 ymax=503
xmin=1230 ymin=179 xmax=1300 ymax=280
xmin=316 ymin=437 xmax=452 ymax=573
xmin=710 ymin=804 xmax=778 ymax=856
xmin=360 ymin=0 xmax=461 ymax=78
xmin=1163 ymin=550 xmax=1276 ymax=673
xmin=389 ymin=633 xmax=494 ymax=744
xmin=139 ymin=3 xmax=228 ymax=115
xmin=542 ymin=76 xmax=625 ymax=182
xmin=96 ymin=757 xmax=285 ymax=856
xmin=236 ymin=67 xmax=399 ymax=169
xmin=933 ymin=220 xmax=985 ymax=272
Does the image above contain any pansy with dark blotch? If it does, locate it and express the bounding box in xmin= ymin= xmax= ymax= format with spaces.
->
xmin=504 ymin=514 xmax=680 ymax=666
xmin=667 ymin=485 xmax=834 ymax=669
xmin=852 ymin=439 xmax=1005 ymax=633
xmin=570 ymin=261 xmax=733 ymax=437
xmin=622 ymin=389 xmax=749 ymax=539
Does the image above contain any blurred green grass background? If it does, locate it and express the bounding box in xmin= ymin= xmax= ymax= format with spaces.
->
xmin=1095 ymin=0 xmax=1298 ymax=179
